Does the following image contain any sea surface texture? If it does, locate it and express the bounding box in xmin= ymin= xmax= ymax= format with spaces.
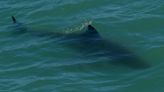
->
xmin=0 ymin=0 xmax=164 ymax=92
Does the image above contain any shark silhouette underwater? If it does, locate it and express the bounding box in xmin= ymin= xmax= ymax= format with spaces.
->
xmin=11 ymin=16 xmax=150 ymax=69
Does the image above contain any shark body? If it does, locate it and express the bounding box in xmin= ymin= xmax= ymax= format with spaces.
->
xmin=11 ymin=16 xmax=150 ymax=69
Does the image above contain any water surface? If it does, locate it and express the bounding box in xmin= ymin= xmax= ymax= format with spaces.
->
xmin=0 ymin=0 xmax=164 ymax=92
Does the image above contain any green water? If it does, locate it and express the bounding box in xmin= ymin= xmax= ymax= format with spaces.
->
xmin=0 ymin=0 xmax=164 ymax=92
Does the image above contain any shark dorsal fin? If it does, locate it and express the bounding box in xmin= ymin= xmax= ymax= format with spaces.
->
xmin=12 ymin=16 xmax=17 ymax=23
xmin=87 ymin=25 xmax=98 ymax=34
xmin=84 ymin=25 xmax=100 ymax=38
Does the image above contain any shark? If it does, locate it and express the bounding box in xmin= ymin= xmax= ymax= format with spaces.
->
xmin=11 ymin=16 xmax=150 ymax=69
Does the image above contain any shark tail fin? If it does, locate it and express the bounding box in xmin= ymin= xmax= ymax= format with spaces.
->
xmin=11 ymin=16 xmax=27 ymax=33
xmin=11 ymin=16 xmax=17 ymax=23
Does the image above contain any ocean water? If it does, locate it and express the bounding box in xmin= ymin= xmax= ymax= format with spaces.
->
xmin=0 ymin=0 xmax=164 ymax=92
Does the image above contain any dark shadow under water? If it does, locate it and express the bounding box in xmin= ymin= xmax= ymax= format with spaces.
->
xmin=9 ymin=16 xmax=150 ymax=69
